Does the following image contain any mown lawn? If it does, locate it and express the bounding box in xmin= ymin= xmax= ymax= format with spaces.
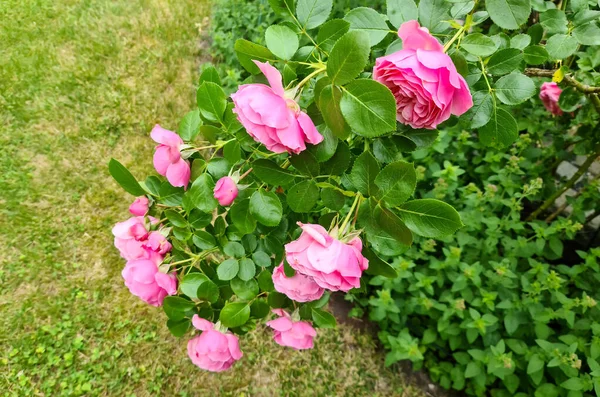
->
xmin=0 ymin=0 xmax=420 ymax=395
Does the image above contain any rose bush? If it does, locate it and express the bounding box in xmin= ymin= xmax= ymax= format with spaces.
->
xmin=107 ymin=1 xmax=600 ymax=394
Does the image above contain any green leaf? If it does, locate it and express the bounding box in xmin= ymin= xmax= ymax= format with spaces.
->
xmin=251 ymin=298 xmax=270 ymax=318
xmin=296 ymin=0 xmax=332 ymax=29
xmin=573 ymin=10 xmax=600 ymax=26
xmin=495 ymin=73 xmax=535 ymax=105
xmin=573 ymin=22 xmax=600 ymax=46
xmin=257 ymin=270 xmax=275 ymax=292
xmin=167 ymin=318 xmax=191 ymax=337
xmin=561 ymin=378 xmax=584 ymax=391
xmin=217 ymin=258 xmax=239 ymax=281
xmin=344 ymin=7 xmax=390 ymax=46
xmin=374 ymin=205 xmax=413 ymax=247
xmin=230 ymin=199 xmax=257 ymax=235
xmin=375 ymin=161 xmax=416 ymax=206
xmin=504 ymin=374 xmax=520 ymax=394
xmin=311 ymin=308 xmax=336 ymax=328
xmin=317 ymin=19 xmax=350 ymax=52
xmin=321 ymin=141 xmax=351 ymax=175
xmin=234 ymin=39 xmax=276 ymax=74
xmin=252 ymin=159 xmax=296 ymax=186
xmin=465 ymin=361 xmax=482 ymax=378
xmin=287 ymin=180 xmax=319 ymax=212
xmin=465 ymin=91 xmax=494 ymax=129
xmin=223 ymin=140 xmax=241 ymax=164
xmin=181 ymin=273 xmax=208 ymax=299
xmin=165 ymin=209 xmax=187 ymax=228
xmin=196 ymin=82 xmax=226 ymax=123
xmin=486 ymin=0 xmax=531 ymax=30
xmin=418 ymin=0 xmax=451 ymax=33
xmin=192 ymin=230 xmax=216 ymax=249
xmin=265 ymin=25 xmax=299 ymax=60
xmin=189 ymin=210 xmax=212 ymax=229
xmin=461 ymin=33 xmax=498 ymax=57
xmin=249 ymin=189 xmax=283 ymax=226
xmin=219 ymin=302 xmax=251 ymax=328
xmin=535 ymin=384 xmax=559 ymax=397
xmin=404 ymin=129 xmax=439 ymax=148
xmin=340 ymin=79 xmax=396 ymax=137
xmin=451 ymin=1 xmax=475 ymax=19
xmin=319 ymin=85 xmax=351 ymax=139
xmin=523 ymin=45 xmax=549 ymax=65
xmin=350 ymin=152 xmax=380 ymax=197
xmin=230 ymin=278 xmax=259 ymax=300
xmin=290 ymin=150 xmax=320 ymax=177
xmin=545 ymin=34 xmax=578 ymax=60
xmin=387 ymin=0 xmax=418 ymax=29
xmin=163 ymin=296 xmax=195 ymax=321
xmin=268 ymin=291 xmax=291 ymax=308
xmin=178 ymin=110 xmax=202 ymax=141
xmin=398 ymin=199 xmax=463 ymax=238
xmin=206 ymin=158 xmax=230 ymax=180
xmin=268 ymin=0 xmax=295 ymax=15
xmin=327 ymin=30 xmax=370 ymax=85
xmin=528 ymin=354 xmax=545 ymax=374
xmin=487 ymin=49 xmax=523 ymax=75
xmin=510 ymin=34 xmax=531 ymax=49
xmin=252 ymin=251 xmax=272 ymax=268
xmin=238 ymin=258 xmax=256 ymax=281
xmin=504 ymin=311 xmax=520 ymax=334
xmin=224 ymin=242 xmax=245 ymax=258
xmin=540 ymin=9 xmax=568 ymax=34
xmin=182 ymin=173 xmax=218 ymax=213
xmin=362 ymin=245 xmax=398 ymax=278
xmin=283 ymin=259 xmax=295 ymax=277
xmin=199 ymin=65 xmax=221 ymax=86
xmin=108 ymin=159 xmax=146 ymax=196
xmin=311 ymin=127 xmax=338 ymax=162
xmin=197 ymin=279 xmax=219 ymax=303
xmin=479 ymin=105 xmax=518 ymax=147
xmin=321 ymin=188 xmax=346 ymax=210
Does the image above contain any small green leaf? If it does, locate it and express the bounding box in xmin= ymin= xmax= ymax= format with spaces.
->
xmin=252 ymin=159 xmax=296 ymax=186
xmin=479 ymin=105 xmax=518 ymax=147
xmin=311 ymin=308 xmax=336 ymax=328
xmin=561 ymin=378 xmax=584 ymax=391
xmin=265 ymin=25 xmax=299 ymax=60
xmin=461 ymin=33 xmax=498 ymax=57
xmin=465 ymin=362 xmax=481 ymax=378
xmin=234 ymin=39 xmax=277 ymax=74
xmin=527 ymin=354 xmax=545 ymax=374
xmin=223 ymin=140 xmax=241 ymax=164
xmin=319 ymin=85 xmax=351 ymax=139
xmin=545 ymin=34 xmax=578 ymax=60
xmin=189 ymin=210 xmax=212 ymax=229
xmin=238 ymin=258 xmax=257 ymax=281
xmin=362 ymin=245 xmax=398 ymax=278
xmin=165 ymin=210 xmax=187 ymax=228
xmin=374 ymin=205 xmax=413 ymax=247
xmin=230 ymin=199 xmax=257 ymax=235
xmin=258 ymin=270 xmax=275 ymax=292
xmin=163 ymin=296 xmax=195 ymax=321
xmin=296 ymin=0 xmax=333 ymax=29
xmin=317 ymin=19 xmax=350 ymax=52
xmin=465 ymin=91 xmax=494 ymax=129
xmin=250 ymin=189 xmax=283 ymax=226
xmin=219 ymin=302 xmax=251 ymax=328
xmin=340 ymin=79 xmax=397 ymax=137
xmin=398 ymin=199 xmax=463 ymax=238
xmin=387 ymin=0 xmax=418 ymax=29
xmin=523 ymin=45 xmax=549 ymax=65
xmin=252 ymin=251 xmax=272 ymax=268
xmin=375 ymin=161 xmax=416 ymax=206
xmin=230 ymin=278 xmax=259 ymax=300
xmin=182 ymin=173 xmax=218 ymax=213
xmin=217 ymin=258 xmax=239 ymax=281
xmin=223 ymin=242 xmax=245 ymax=258
xmin=321 ymin=141 xmax=351 ymax=175
xmin=573 ymin=22 xmax=600 ymax=46
xmin=181 ymin=273 xmax=208 ymax=299
xmin=350 ymin=152 xmax=380 ymax=197
xmin=540 ymin=9 xmax=568 ymax=34
xmin=287 ymin=180 xmax=319 ymax=212
xmin=167 ymin=318 xmax=191 ymax=337
xmin=327 ymin=30 xmax=370 ymax=85
xmin=199 ymin=65 xmax=221 ymax=85
xmin=197 ymin=279 xmax=219 ymax=303
xmin=290 ymin=150 xmax=320 ymax=177
xmin=193 ymin=231 xmax=216 ymax=249
xmin=494 ymin=73 xmax=536 ymax=105
xmin=486 ymin=0 xmax=531 ymax=30
xmin=321 ymin=188 xmax=346 ymax=210
xmin=418 ymin=0 xmax=451 ymax=33
xmin=487 ymin=49 xmax=523 ymax=75
xmin=196 ymin=82 xmax=227 ymax=123
xmin=108 ymin=159 xmax=146 ymax=196
xmin=344 ymin=7 xmax=389 ymax=46
xmin=178 ymin=110 xmax=202 ymax=141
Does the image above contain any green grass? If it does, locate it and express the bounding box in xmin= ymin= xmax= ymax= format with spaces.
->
xmin=0 ymin=0 xmax=420 ymax=395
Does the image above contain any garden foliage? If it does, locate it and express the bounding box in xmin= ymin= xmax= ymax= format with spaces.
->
xmin=108 ymin=0 xmax=600 ymax=395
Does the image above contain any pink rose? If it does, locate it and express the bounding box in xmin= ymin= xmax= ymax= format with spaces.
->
xmin=272 ymin=264 xmax=324 ymax=302
xmin=145 ymin=231 xmax=172 ymax=255
xmin=266 ymin=309 xmax=316 ymax=350
xmin=151 ymin=125 xmax=190 ymax=188
xmin=285 ymin=223 xmax=369 ymax=292
xmin=214 ymin=176 xmax=238 ymax=206
xmin=129 ymin=196 xmax=149 ymax=216
xmin=121 ymin=259 xmax=178 ymax=306
xmin=231 ymin=61 xmax=323 ymax=154
xmin=112 ymin=217 xmax=171 ymax=261
xmin=540 ymin=82 xmax=563 ymax=116
xmin=187 ymin=315 xmax=243 ymax=372
xmin=373 ymin=20 xmax=472 ymax=129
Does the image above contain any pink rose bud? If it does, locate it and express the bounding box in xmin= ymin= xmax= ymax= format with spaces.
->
xmin=112 ymin=216 xmax=151 ymax=261
xmin=272 ymin=264 xmax=324 ymax=302
xmin=121 ymin=259 xmax=177 ymax=306
xmin=540 ymin=82 xmax=563 ymax=116
xmin=144 ymin=231 xmax=172 ymax=255
xmin=231 ymin=61 xmax=323 ymax=154
xmin=266 ymin=309 xmax=316 ymax=350
xmin=213 ymin=176 xmax=238 ymax=206
xmin=285 ymin=223 xmax=369 ymax=292
xmin=151 ymin=125 xmax=190 ymax=188
xmin=373 ymin=20 xmax=473 ymax=129
xmin=129 ymin=196 xmax=149 ymax=216
xmin=187 ymin=315 xmax=243 ymax=372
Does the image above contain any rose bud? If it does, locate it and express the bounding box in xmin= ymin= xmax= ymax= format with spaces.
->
xmin=213 ymin=176 xmax=238 ymax=206
xmin=540 ymin=82 xmax=563 ymax=116
xmin=151 ymin=125 xmax=190 ymax=188
xmin=129 ymin=196 xmax=149 ymax=216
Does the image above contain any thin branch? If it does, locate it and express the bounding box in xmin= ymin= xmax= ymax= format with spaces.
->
xmin=524 ymin=68 xmax=600 ymax=94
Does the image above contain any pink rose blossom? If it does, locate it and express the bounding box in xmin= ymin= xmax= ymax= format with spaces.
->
xmin=231 ymin=61 xmax=323 ymax=154
xmin=187 ymin=315 xmax=243 ymax=372
xmin=373 ymin=20 xmax=473 ymax=129
xmin=121 ymin=259 xmax=177 ymax=306
xmin=112 ymin=217 xmax=171 ymax=261
xmin=129 ymin=196 xmax=149 ymax=216
xmin=272 ymin=263 xmax=324 ymax=302
xmin=285 ymin=223 xmax=369 ymax=292
xmin=145 ymin=231 xmax=172 ymax=255
xmin=214 ymin=176 xmax=238 ymax=206
xmin=266 ymin=309 xmax=316 ymax=350
xmin=540 ymin=82 xmax=563 ymax=116
xmin=151 ymin=125 xmax=190 ymax=188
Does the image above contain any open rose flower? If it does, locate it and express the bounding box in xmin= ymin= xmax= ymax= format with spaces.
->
xmin=214 ymin=176 xmax=238 ymax=206
xmin=129 ymin=196 xmax=149 ymax=216
xmin=285 ymin=223 xmax=369 ymax=292
xmin=113 ymin=217 xmax=171 ymax=261
xmin=272 ymin=263 xmax=324 ymax=302
xmin=121 ymin=258 xmax=177 ymax=306
xmin=373 ymin=20 xmax=472 ymax=129
xmin=231 ymin=60 xmax=323 ymax=154
xmin=151 ymin=125 xmax=190 ymax=188
xmin=540 ymin=82 xmax=563 ymax=116
xmin=266 ymin=309 xmax=316 ymax=350
xmin=187 ymin=316 xmax=243 ymax=372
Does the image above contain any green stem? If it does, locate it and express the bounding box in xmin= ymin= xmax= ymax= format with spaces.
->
xmin=527 ymin=144 xmax=600 ymax=221
xmin=339 ymin=193 xmax=362 ymax=236
xmin=443 ymin=27 xmax=465 ymax=53
xmin=295 ymin=66 xmax=326 ymax=91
